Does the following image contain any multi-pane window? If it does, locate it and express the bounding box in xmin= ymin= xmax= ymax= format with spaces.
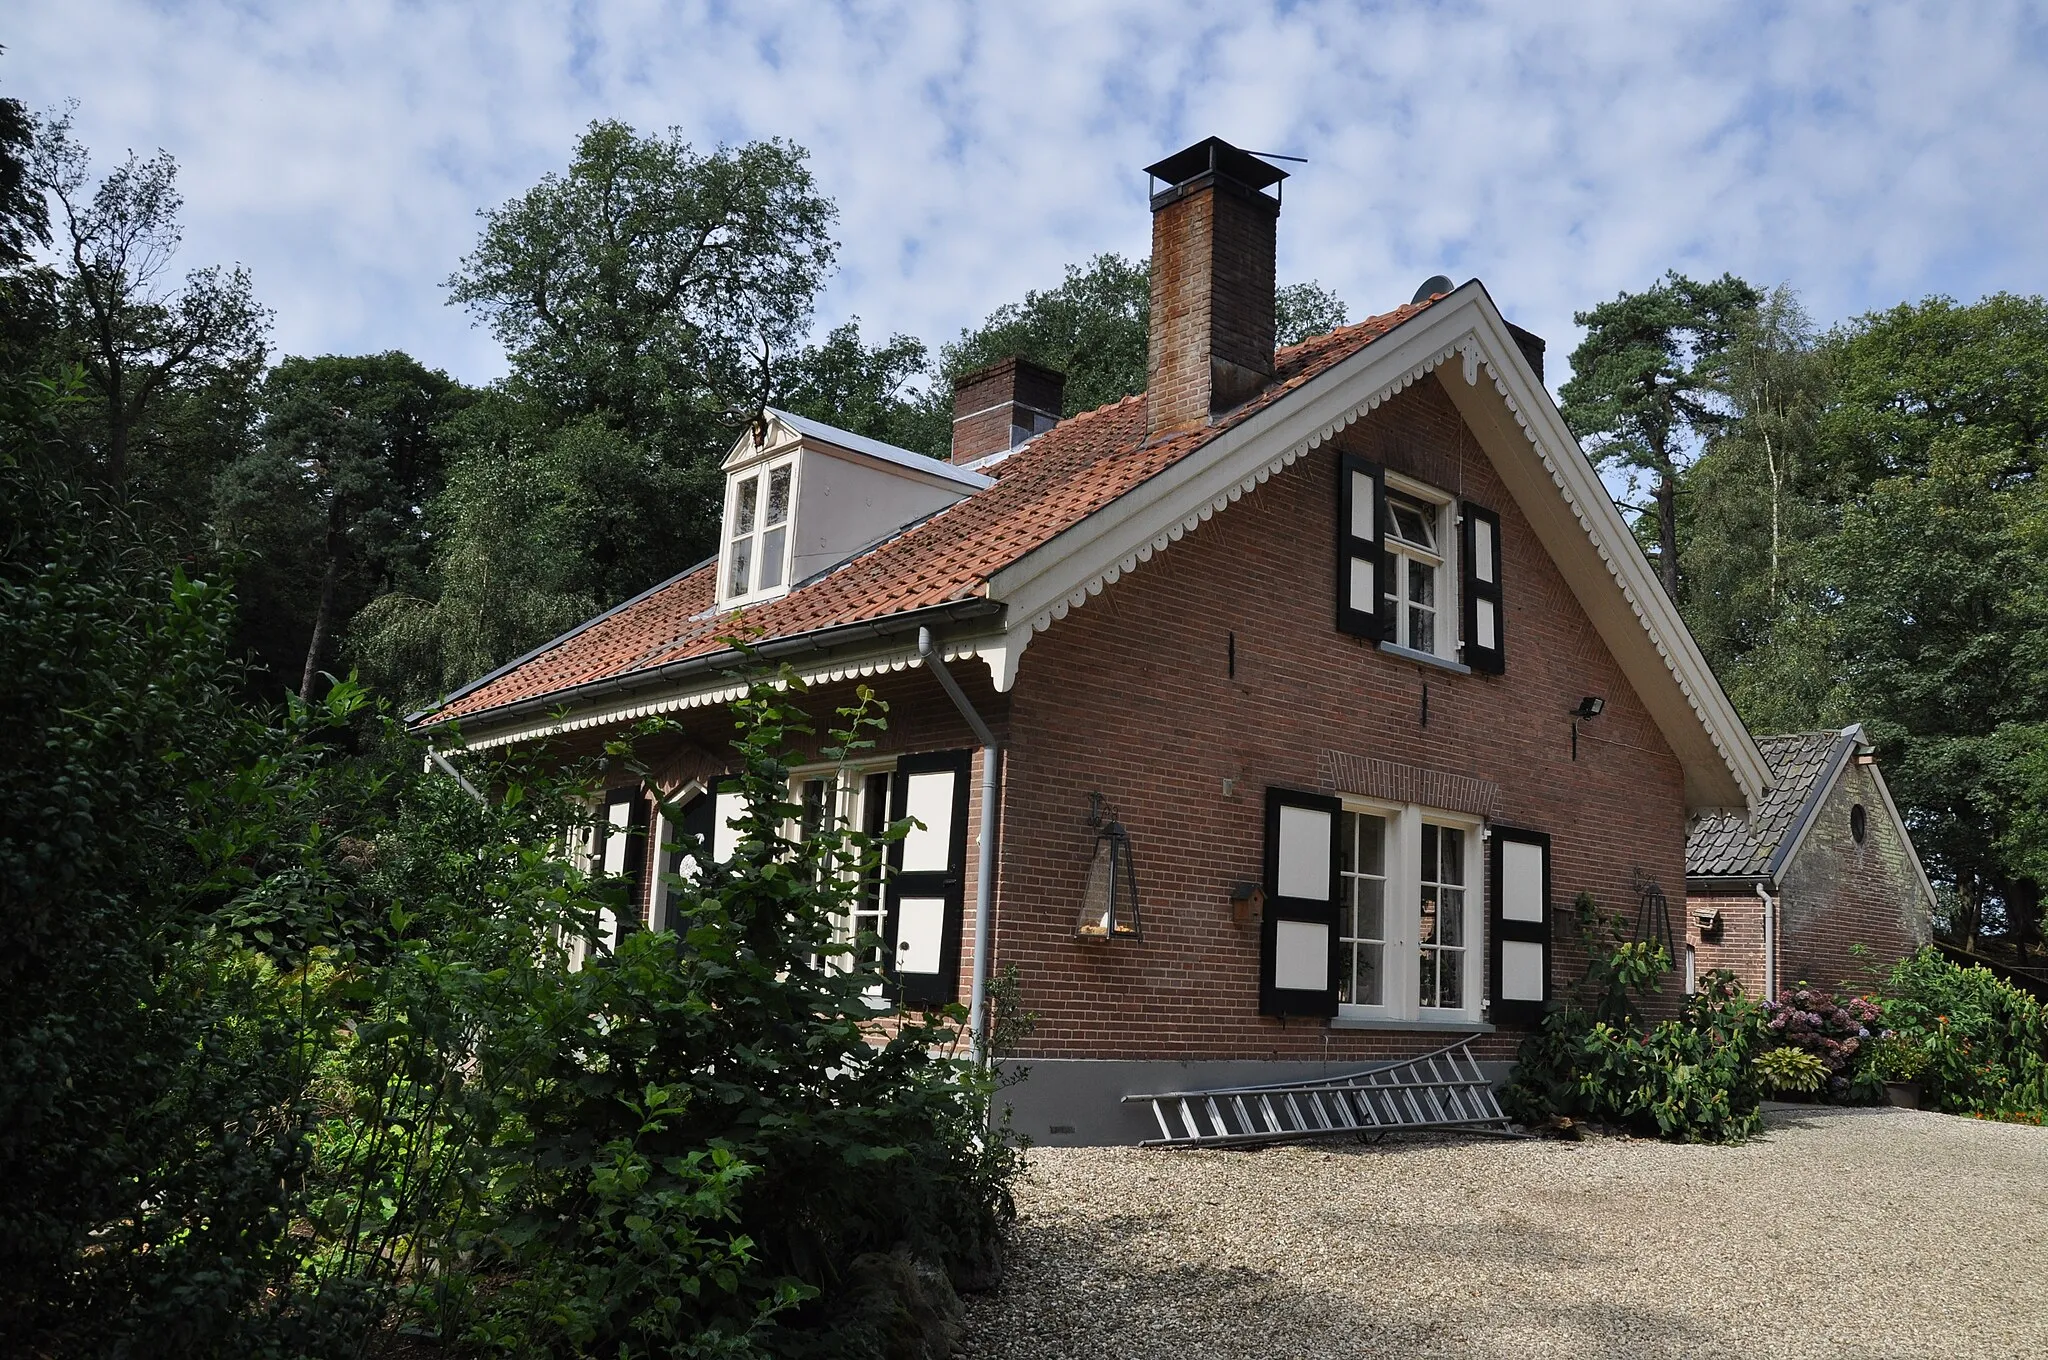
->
xmin=1337 ymin=811 xmax=1388 ymax=1006
xmin=1333 ymin=805 xmax=1479 ymax=1020
xmin=1384 ymin=493 xmax=1441 ymax=653
xmin=1418 ymin=823 xmax=1466 ymax=1010
xmin=782 ymin=768 xmax=893 ymax=989
xmin=726 ymin=461 xmax=794 ymax=599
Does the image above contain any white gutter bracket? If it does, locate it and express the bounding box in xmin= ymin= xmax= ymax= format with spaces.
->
xmin=917 ymin=627 xmax=1001 ymax=1066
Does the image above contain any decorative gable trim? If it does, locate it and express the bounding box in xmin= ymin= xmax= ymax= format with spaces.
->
xmin=446 ymin=630 xmax=1008 ymax=752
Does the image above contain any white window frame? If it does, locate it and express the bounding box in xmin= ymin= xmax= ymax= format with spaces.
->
xmin=785 ymin=759 xmax=897 ymax=1000
xmin=1335 ymin=797 xmax=1485 ymax=1023
xmin=1382 ymin=472 xmax=1459 ymax=663
xmin=646 ymin=778 xmax=707 ymax=935
xmin=721 ymin=455 xmax=798 ymax=606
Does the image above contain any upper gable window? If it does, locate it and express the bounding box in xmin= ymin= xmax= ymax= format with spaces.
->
xmin=1383 ymin=482 xmax=1453 ymax=659
xmin=725 ymin=458 xmax=795 ymax=604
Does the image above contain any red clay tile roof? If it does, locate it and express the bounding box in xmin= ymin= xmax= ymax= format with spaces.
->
xmin=424 ymin=300 xmax=1437 ymax=727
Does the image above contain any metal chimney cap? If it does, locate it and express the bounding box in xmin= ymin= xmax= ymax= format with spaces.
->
xmin=1144 ymin=136 xmax=1290 ymax=195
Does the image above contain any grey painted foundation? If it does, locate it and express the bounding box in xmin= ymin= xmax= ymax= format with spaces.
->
xmin=995 ymin=1057 xmax=1518 ymax=1147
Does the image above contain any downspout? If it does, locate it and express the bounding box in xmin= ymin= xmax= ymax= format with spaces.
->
xmin=917 ymin=627 xmax=1001 ymax=1065
xmin=1757 ymin=881 xmax=1777 ymax=1002
xmin=427 ymin=747 xmax=485 ymax=804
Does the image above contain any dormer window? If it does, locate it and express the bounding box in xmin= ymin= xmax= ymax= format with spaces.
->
xmin=713 ymin=409 xmax=994 ymax=612
xmin=726 ymin=458 xmax=795 ymax=603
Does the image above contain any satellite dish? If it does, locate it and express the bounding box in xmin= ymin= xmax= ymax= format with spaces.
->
xmin=1411 ymin=275 xmax=1456 ymax=304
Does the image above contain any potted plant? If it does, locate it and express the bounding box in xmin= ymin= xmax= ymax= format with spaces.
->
xmin=1867 ymin=1032 xmax=1929 ymax=1108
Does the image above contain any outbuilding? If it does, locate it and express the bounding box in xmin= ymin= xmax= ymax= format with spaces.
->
xmin=1686 ymin=725 xmax=1934 ymax=1000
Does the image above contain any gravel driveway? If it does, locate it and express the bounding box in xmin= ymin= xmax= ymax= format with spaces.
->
xmin=959 ymin=1104 xmax=2048 ymax=1359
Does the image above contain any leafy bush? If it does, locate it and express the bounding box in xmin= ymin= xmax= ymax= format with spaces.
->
xmin=1880 ymin=948 xmax=2048 ymax=1118
xmin=1762 ymin=985 xmax=1884 ymax=1100
xmin=1753 ymin=1046 xmax=1830 ymax=1094
xmin=1864 ymin=1031 xmax=1930 ymax=1083
xmin=1 ymin=381 xmax=392 ymax=1355
xmin=1503 ymin=896 xmax=1767 ymax=1142
xmin=5 ymin=380 xmax=1021 ymax=1355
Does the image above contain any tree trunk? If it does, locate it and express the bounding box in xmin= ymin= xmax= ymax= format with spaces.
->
xmin=1656 ymin=468 xmax=1680 ymax=602
xmin=1763 ymin=428 xmax=1781 ymax=609
xmin=300 ymin=496 xmax=347 ymax=701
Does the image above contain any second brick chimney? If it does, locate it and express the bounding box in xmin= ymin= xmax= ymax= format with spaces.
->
xmin=950 ymin=356 xmax=1066 ymax=463
xmin=1144 ymin=137 xmax=1286 ymax=437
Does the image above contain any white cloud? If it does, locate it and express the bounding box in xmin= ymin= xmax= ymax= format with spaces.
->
xmin=10 ymin=0 xmax=2046 ymax=389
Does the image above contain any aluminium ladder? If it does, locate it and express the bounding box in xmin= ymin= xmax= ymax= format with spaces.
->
xmin=1122 ymin=1036 xmax=1520 ymax=1148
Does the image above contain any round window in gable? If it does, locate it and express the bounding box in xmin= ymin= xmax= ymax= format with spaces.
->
xmin=1850 ymin=803 xmax=1868 ymax=844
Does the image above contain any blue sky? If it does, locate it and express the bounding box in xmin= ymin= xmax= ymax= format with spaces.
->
xmin=11 ymin=1 xmax=2048 ymax=393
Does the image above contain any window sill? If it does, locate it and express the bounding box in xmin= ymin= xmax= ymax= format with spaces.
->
xmin=1377 ymin=642 xmax=1471 ymax=674
xmin=1328 ymin=1015 xmax=1495 ymax=1033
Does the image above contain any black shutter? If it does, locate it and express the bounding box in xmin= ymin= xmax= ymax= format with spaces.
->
xmin=1461 ymin=502 xmax=1505 ymax=674
xmin=652 ymin=785 xmax=720 ymax=931
xmin=1337 ymin=453 xmax=1390 ymax=641
xmin=1260 ymin=787 xmax=1342 ymax=1017
xmin=597 ymin=787 xmax=651 ymax=934
xmin=884 ymin=750 xmax=972 ymax=1010
xmin=1489 ymin=826 xmax=1551 ymax=1027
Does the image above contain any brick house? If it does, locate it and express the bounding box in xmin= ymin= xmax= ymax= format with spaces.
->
xmin=1687 ymin=725 xmax=1934 ymax=1000
xmin=415 ymin=136 xmax=1793 ymax=1144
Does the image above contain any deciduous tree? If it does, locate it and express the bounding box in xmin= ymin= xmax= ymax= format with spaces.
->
xmin=29 ymin=107 xmax=268 ymax=497
xmin=213 ymin=352 xmax=469 ymax=698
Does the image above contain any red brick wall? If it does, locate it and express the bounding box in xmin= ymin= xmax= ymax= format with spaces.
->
xmin=1686 ymin=892 xmax=1767 ymax=996
xmin=995 ymin=373 xmax=1690 ymax=1065
xmin=1777 ymin=761 xmax=1931 ymax=993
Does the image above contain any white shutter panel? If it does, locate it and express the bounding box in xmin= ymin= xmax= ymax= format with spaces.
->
xmin=1261 ymin=788 xmax=1342 ymax=1017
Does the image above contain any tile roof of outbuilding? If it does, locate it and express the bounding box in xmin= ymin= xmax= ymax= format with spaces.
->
xmin=1686 ymin=730 xmax=1851 ymax=879
xmin=422 ymin=300 xmax=1437 ymax=727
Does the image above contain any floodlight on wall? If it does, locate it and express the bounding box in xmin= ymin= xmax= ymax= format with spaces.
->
xmin=1570 ymin=695 xmax=1605 ymax=760
xmin=1076 ymin=792 xmax=1142 ymax=941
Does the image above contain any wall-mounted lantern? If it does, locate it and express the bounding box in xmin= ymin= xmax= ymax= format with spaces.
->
xmin=1076 ymin=792 xmax=1142 ymax=941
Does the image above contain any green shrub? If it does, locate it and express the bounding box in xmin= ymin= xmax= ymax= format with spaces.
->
xmin=1880 ymin=948 xmax=2048 ymax=1118
xmin=1864 ymin=1031 xmax=1930 ymax=1084
xmin=6 ymin=380 xmax=1022 ymax=1356
xmin=1762 ymin=984 xmax=1884 ymax=1101
xmin=1753 ymin=1046 xmax=1830 ymax=1094
xmin=1502 ymin=897 xmax=1766 ymax=1143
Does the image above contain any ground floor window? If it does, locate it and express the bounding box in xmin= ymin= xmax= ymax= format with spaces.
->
xmin=1337 ymin=801 xmax=1482 ymax=1022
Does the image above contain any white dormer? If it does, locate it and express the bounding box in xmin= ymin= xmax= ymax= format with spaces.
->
xmin=717 ymin=409 xmax=995 ymax=609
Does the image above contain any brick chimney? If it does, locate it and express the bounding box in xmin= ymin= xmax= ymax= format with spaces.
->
xmin=950 ymin=356 xmax=1066 ymax=463
xmin=1144 ymin=137 xmax=1286 ymax=437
